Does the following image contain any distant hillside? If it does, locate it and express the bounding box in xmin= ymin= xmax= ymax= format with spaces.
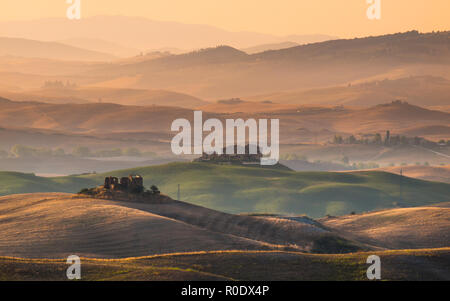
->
xmin=254 ymin=31 xmax=450 ymax=64
xmin=0 ymin=98 xmax=448 ymax=142
xmin=119 ymin=46 xmax=250 ymax=68
xmin=376 ymin=165 xmax=450 ymax=183
xmin=197 ymin=99 xmax=297 ymax=113
xmin=0 ymin=31 xmax=448 ymax=99
xmin=242 ymin=41 xmax=299 ymax=54
xmin=0 ymin=98 xmax=193 ymax=132
xmin=0 ymin=16 xmax=336 ymax=50
xmin=2 ymin=87 xmax=206 ymax=108
xmin=57 ymin=38 xmax=140 ymax=58
xmin=81 ymin=31 xmax=450 ymax=98
xmin=247 ymin=76 xmax=450 ymax=108
xmin=356 ymin=100 xmax=450 ymax=121
xmin=0 ymin=162 xmax=449 ymax=217
xmin=330 ymin=100 xmax=450 ymax=134
xmin=401 ymin=125 xmax=450 ymax=138
xmin=280 ymin=160 xmax=352 ymax=172
xmin=0 ymin=37 xmax=115 ymax=61
xmin=0 ymin=172 xmax=92 ymax=196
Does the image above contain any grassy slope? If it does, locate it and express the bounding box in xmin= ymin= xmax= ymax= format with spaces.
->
xmin=0 ymin=171 xmax=93 ymax=195
xmin=1 ymin=193 xmax=362 ymax=259
xmin=81 ymin=162 xmax=450 ymax=217
xmin=1 ymin=248 xmax=449 ymax=281
xmin=321 ymin=205 xmax=450 ymax=249
xmin=1 ymin=162 xmax=449 ymax=217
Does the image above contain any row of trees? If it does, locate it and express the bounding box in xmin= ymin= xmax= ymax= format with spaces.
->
xmin=79 ymin=184 xmax=161 ymax=196
xmin=282 ymin=152 xmax=443 ymax=169
xmin=42 ymin=80 xmax=77 ymax=89
xmin=332 ymin=133 xmax=450 ymax=147
xmin=72 ymin=146 xmax=157 ymax=158
xmin=2 ymin=145 xmax=66 ymax=158
xmin=0 ymin=145 xmax=157 ymax=159
xmin=280 ymin=153 xmax=308 ymax=161
xmin=278 ymin=152 xmax=381 ymax=170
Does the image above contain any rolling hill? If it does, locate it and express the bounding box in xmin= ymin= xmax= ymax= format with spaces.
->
xmin=0 ymin=31 xmax=448 ymax=100
xmin=79 ymin=31 xmax=450 ymax=98
xmin=0 ymin=97 xmax=193 ymax=132
xmin=0 ymin=37 xmax=115 ymax=61
xmin=0 ymin=97 xmax=448 ymax=140
xmin=1 ymin=87 xmax=206 ymax=107
xmin=57 ymin=38 xmax=140 ymax=58
xmin=0 ymin=193 xmax=360 ymax=259
xmin=375 ymin=165 xmax=450 ymax=183
xmin=0 ymin=126 xmax=169 ymax=157
xmin=81 ymin=163 xmax=450 ymax=217
xmin=0 ymin=190 xmax=448 ymax=280
xmin=247 ymin=76 xmax=450 ymax=107
xmin=1 ymin=192 xmax=448 ymax=280
xmin=321 ymin=204 xmax=450 ymax=249
xmin=401 ymin=125 xmax=450 ymax=140
xmin=0 ymin=171 xmax=93 ymax=196
xmin=241 ymin=41 xmax=300 ymax=54
xmin=0 ymin=162 xmax=449 ymax=217
xmin=330 ymin=100 xmax=450 ymax=134
xmin=0 ymin=184 xmax=448 ymax=280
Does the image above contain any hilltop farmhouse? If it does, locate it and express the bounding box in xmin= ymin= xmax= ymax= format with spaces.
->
xmin=104 ymin=175 xmax=144 ymax=193
xmin=195 ymin=144 xmax=263 ymax=165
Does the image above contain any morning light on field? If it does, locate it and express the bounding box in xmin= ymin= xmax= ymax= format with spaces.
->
xmin=0 ymin=0 xmax=449 ymax=294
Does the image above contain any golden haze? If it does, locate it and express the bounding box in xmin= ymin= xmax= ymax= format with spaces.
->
xmin=0 ymin=0 xmax=449 ymax=37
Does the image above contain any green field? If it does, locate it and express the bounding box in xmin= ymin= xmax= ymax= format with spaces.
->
xmin=0 ymin=171 xmax=94 ymax=195
xmin=1 ymin=162 xmax=449 ymax=217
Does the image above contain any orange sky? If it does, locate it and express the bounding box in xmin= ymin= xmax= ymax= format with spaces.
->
xmin=2 ymin=0 xmax=449 ymax=37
